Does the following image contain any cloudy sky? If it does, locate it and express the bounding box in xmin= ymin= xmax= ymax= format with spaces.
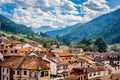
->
xmin=0 ymin=0 xmax=120 ymax=28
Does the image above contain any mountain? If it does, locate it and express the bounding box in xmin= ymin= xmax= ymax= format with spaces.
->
xmin=32 ymin=26 xmax=57 ymax=33
xmin=94 ymin=19 xmax=120 ymax=44
xmin=45 ymin=23 xmax=81 ymax=38
xmin=60 ymin=9 xmax=120 ymax=44
xmin=0 ymin=15 xmax=34 ymax=35
xmin=0 ymin=15 xmax=63 ymax=45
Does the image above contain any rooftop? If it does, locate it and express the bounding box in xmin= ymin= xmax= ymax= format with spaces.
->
xmin=0 ymin=55 xmax=50 ymax=70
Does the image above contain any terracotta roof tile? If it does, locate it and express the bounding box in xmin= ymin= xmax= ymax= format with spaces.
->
xmin=0 ymin=57 xmax=24 ymax=69
xmin=0 ymin=56 xmax=50 ymax=70
xmin=58 ymin=52 xmax=72 ymax=57
xmin=56 ymin=61 xmax=69 ymax=66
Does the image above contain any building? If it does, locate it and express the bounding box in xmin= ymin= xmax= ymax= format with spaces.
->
xmin=87 ymin=66 xmax=108 ymax=80
xmin=0 ymin=53 xmax=50 ymax=80
xmin=69 ymin=48 xmax=83 ymax=55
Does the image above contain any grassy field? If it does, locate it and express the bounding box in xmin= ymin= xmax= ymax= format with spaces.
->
xmin=0 ymin=31 xmax=36 ymax=43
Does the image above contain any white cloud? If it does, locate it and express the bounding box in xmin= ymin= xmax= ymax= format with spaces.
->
xmin=0 ymin=0 xmax=120 ymax=28
xmin=11 ymin=0 xmax=82 ymax=28
xmin=81 ymin=0 xmax=111 ymax=21
xmin=12 ymin=7 xmax=82 ymax=28
xmin=0 ymin=0 xmax=13 ymax=4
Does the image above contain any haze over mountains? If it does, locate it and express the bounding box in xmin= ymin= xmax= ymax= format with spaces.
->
xmin=32 ymin=26 xmax=56 ymax=33
xmin=46 ymin=9 xmax=120 ymax=44
xmin=0 ymin=9 xmax=120 ymax=45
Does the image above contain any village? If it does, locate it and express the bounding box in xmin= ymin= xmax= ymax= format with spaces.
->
xmin=0 ymin=36 xmax=120 ymax=80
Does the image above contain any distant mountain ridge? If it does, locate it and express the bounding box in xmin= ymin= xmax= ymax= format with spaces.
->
xmin=60 ymin=9 xmax=120 ymax=44
xmin=32 ymin=26 xmax=58 ymax=33
xmin=45 ymin=23 xmax=82 ymax=38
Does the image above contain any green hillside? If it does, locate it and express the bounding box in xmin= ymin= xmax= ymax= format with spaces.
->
xmin=0 ymin=15 xmax=63 ymax=46
xmin=59 ymin=9 xmax=120 ymax=44
xmin=0 ymin=30 xmax=35 ymax=42
xmin=94 ymin=19 xmax=120 ymax=44
xmin=0 ymin=15 xmax=34 ymax=36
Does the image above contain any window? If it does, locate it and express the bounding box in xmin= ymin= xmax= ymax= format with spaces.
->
xmin=41 ymin=71 xmax=48 ymax=77
xmin=41 ymin=71 xmax=44 ymax=77
xmin=11 ymin=50 xmax=13 ymax=53
xmin=6 ymin=46 xmax=8 ymax=48
xmin=4 ymin=50 xmax=8 ymax=53
xmin=84 ymin=76 xmax=86 ymax=79
xmin=7 ymin=77 xmax=8 ymax=80
xmin=7 ymin=69 xmax=9 ymax=74
xmin=30 ymin=72 xmax=32 ymax=77
xmin=81 ymin=63 xmax=83 ymax=66
xmin=89 ymin=73 xmax=92 ymax=77
xmin=34 ymin=72 xmax=37 ymax=77
xmin=17 ymin=71 xmax=19 ymax=75
xmin=14 ymin=50 xmax=18 ymax=53
xmin=24 ymin=71 xmax=27 ymax=75
xmin=63 ymin=65 xmax=68 ymax=69
xmin=44 ymin=71 xmax=48 ymax=76
xmin=30 ymin=72 xmax=36 ymax=77
xmin=14 ymin=71 xmax=15 ymax=75
xmin=93 ymin=72 xmax=96 ymax=76
xmin=3 ymin=68 xmax=4 ymax=73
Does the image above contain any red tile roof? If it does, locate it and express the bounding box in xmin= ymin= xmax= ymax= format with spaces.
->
xmin=56 ymin=61 xmax=69 ymax=66
xmin=58 ymin=52 xmax=72 ymax=57
xmin=0 ymin=56 xmax=50 ymax=70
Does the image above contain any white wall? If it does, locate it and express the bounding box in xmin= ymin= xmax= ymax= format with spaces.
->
xmin=43 ymin=56 xmax=57 ymax=75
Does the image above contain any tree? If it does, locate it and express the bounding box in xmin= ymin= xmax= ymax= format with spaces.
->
xmin=78 ymin=38 xmax=93 ymax=46
xmin=75 ymin=44 xmax=88 ymax=51
xmin=10 ymin=35 xmax=17 ymax=40
xmin=62 ymin=38 xmax=71 ymax=46
xmin=94 ymin=37 xmax=107 ymax=52
xmin=43 ymin=43 xmax=51 ymax=48
xmin=19 ymin=38 xmax=25 ymax=43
